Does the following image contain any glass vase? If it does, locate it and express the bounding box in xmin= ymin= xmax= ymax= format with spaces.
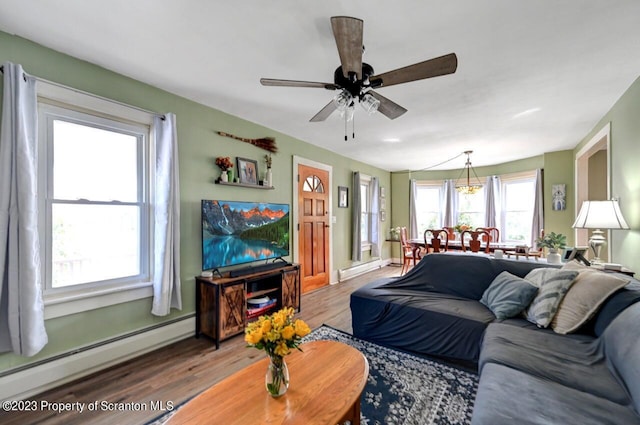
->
xmin=265 ymin=355 xmax=289 ymax=397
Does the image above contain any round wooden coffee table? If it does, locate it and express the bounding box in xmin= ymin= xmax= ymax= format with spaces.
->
xmin=167 ymin=340 xmax=369 ymax=425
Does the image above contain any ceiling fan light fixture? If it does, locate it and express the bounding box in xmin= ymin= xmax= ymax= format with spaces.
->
xmin=334 ymin=90 xmax=353 ymax=111
xmin=360 ymin=93 xmax=380 ymax=115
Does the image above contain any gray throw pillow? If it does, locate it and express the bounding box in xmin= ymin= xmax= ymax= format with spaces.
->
xmin=551 ymin=262 xmax=630 ymax=334
xmin=523 ymin=268 xmax=579 ymax=328
xmin=480 ymin=271 xmax=539 ymax=320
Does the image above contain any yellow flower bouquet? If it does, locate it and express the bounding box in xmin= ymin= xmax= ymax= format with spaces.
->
xmin=244 ymin=307 xmax=311 ymax=396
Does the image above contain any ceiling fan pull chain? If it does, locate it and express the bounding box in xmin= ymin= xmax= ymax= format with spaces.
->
xmin=352 ymin=115 xmax=356 ymax=140
xmin=344 ymin=113 xmax=348 ymax=141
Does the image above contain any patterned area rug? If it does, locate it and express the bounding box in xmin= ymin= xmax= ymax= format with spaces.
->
xmin=302 ymin=326 xmax=478 ymax=425
xmin=148 ymin=326 xmax=478 ymax=425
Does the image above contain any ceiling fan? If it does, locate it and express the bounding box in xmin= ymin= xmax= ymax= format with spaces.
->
xmin=260 ymin=16 xmax=458 ymax=123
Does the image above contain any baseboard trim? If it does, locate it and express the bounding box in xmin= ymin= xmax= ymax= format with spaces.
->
xmin=338 ymin=258 xmax=391 ymax=282
xmin=0 ymin=316 xmax=195 ymax=400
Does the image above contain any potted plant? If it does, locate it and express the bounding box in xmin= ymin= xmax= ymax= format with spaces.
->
xmin=536 ymin=231 xmax=567 ymax=264
xmin=215 ymin=156 xmax=233 ymax=182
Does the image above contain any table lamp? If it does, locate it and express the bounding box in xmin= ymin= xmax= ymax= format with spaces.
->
xmin=572 ymin=200 xmax=629 ymax=264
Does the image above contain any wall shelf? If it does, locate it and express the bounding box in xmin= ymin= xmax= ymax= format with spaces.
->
xmin=215 ymin=181 xmax=274 ymax=190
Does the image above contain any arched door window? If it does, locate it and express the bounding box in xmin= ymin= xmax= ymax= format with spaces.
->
xmin=302 ymin=175 xmax=324 ymax=193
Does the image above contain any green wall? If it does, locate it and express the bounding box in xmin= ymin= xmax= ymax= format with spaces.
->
xmin=574 ymin=76 xmax=640 ymax=272
xmin=0 ymin=32 xmax=390 ymax=371
xmin=542 ymin=150 xmax=576 ymax=246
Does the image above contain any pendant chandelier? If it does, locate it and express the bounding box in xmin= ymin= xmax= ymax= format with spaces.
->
xmin=455 ymin=150 xmax=483 ymax=195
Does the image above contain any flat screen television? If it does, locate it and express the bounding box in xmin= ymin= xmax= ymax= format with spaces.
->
xmin=201 ymin=200 xmax=290 ymax=271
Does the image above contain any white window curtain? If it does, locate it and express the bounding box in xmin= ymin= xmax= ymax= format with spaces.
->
xmin=0 ymin=62 xmax=48 ymax=356
xmin=443 ymin=179 xmax=458 ymax=227
xmin=151 ymin=113 xmax=182 ymax=316
xmin=351 ymin=172 xmax=362 ymax=261
xmin=531 ymin=169 xmax=544 ymax=248
xmin=484 ymin=175 xmax=501 ymax=230
xmin=409 ymin=179 xmax=418 ymax=239
xmin=370 ymin=177 xmax=380 ymax=257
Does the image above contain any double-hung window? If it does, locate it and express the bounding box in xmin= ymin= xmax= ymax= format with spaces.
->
xmin=37 ymin=83 xmax=154 ymax=318
xmin=415 ymin=183 xmax=443 ymax=235
xmin=360 ymin=174 xmax=372 ymax=249
xmin=500 ymin=173 xmax=536 ymax=244
xmin=457 ymin=188 xmax=485 ymax=229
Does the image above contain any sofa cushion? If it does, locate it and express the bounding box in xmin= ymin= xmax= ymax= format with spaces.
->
xmin=552 ymin=262 xmax=629 ymax=334
xmin=472 ymin=363 xmax=640 ymax=425
xmin=381 ymin=253 xmax=499 ymax=300
xmin=479 ymin=323 xmax=629 ymax=404
xmin=480 ymin=271 xmax=538 ymax=320
xmin=523 ymin=268 xmax=579 ymax=327
xmin=589 ymin=281 xmax=640 ymax=336
xmin=351 ymin=277 xmax=494 ymax=362
xmin=603 ymin=302 xmax=640 ymax=415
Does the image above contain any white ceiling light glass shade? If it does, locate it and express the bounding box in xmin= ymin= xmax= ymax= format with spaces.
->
xmin=334 ymin=90 xmax=353 ymax=111
xmin=339 ymin=104 xmax=355 ymax=122
xmin=360 ymin=93 xmax=380 ymax=115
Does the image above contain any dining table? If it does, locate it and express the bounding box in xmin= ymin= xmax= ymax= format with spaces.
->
xmin=407 ymin=238 xmax=527 ymax=265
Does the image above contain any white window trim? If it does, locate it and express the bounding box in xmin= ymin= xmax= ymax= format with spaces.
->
xmin=500 ymin=170 xmax=537 ymax=245
xmin=360 ymin=173 xmax=372 ymax=251
xmin=37 ymin=81 xmax=155 ymax=320
xmin=415 ymin=181 xmax=445 ymax=230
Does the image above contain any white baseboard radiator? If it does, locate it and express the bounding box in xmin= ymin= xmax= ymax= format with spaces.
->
xmin=0 ymin=315 xmax=195 ymax=401
xmin=338 ymin=258 xmax=391 ymax=282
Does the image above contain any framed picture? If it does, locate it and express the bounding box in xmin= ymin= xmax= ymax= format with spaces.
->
xmin=380 ymin=186 xmax=386 ymax=198
xmin=338 ymin=186 xmax=348 ymax=208
xmin=563 ymin=246 xmax=590 ymax=266
xmin=380 ymin=210 xmax=386 ymax=222
xmin=380 ymin=197 xmax=387 ymax=211
xmin=552 ymin=184 xmax=566 ymax=211
xmin=237 ymin=157 xmax=258 ymax=185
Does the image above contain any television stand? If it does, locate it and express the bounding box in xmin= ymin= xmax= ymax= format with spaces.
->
xmin=195 ymin=263 xmax=300 ymax=349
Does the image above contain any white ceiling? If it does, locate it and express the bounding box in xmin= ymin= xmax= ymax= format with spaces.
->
xmin=1 ymin=1 xmax=639 ymax=171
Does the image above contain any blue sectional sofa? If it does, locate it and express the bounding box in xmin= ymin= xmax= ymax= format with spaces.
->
xmin=350 ymin=253 xmax=640 ymax=424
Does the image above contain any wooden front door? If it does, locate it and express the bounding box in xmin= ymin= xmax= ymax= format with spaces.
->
xmin=298 ymin=164 xmax=330 ymax=293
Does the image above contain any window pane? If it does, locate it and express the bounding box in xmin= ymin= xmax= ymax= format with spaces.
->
xmin=503 ymin=180 xmax=535 ymax=242
xmin=504 ymin=211 xmax=530 ymax=241
xmin=53 ymin=120 xmax=139 ymax=202
xmin=361 ymin=212 xmax=368 ymax=242
xmin=360 ymin=183 xmax=369 ymax=243
xmin=505 ymin=182 xmax=534 ymax=210
xmin=457 ymin=189 xmax=485 ymax=228
xmin=416 ymin=185 xmax=442 ymax=235
xmin=52 ymin=204 xmax=141 ymax=287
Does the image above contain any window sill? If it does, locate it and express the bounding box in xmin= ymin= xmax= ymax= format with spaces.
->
xmin=44 ymin=282 xmax=153 ymax=320
xmin=361 ymin=243 xmax=372 ymax=252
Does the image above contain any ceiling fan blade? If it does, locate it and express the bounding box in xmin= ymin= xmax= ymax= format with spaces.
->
xmin=370 ymin=53 xmax=458 ymax=88
xmin=330 ymin=16 xmax=364 ymax=80
xmin=310 ymin=100 xmax=338 ymax=122
xmin=260 ymin=78 xmax=338 ymax=90
xmin=368 ymin=91 xmax=407 ymax=120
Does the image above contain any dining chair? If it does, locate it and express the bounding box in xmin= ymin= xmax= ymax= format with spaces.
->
xmin=461 ymin=230 xmax=491 ymax=253
xmin=399 ymin=227 xmax=416 ymax=275
xmin=424 ymin=229 xmax=449 ymax=253
xmin=476 ymin=227 xmax=500 ymax=243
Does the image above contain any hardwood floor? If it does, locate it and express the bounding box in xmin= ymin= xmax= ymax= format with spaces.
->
xmin=0 ymin=266 xmax=401 ymax=425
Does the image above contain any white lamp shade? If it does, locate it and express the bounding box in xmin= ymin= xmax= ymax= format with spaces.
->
xmin=572 ymin=200 xmax=630 ymax=229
